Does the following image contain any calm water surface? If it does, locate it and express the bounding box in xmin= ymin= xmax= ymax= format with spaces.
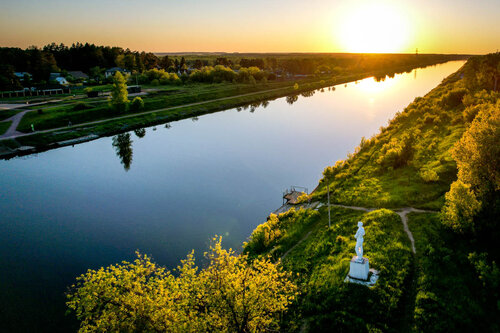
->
xmin=0 ymin=61 xmax=464 ymax=331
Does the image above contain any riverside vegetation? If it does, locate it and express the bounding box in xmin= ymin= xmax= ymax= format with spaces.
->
xmin=65 ymin=53 xmax=498 ymax=332
xmin=0 ymin=45 xmax=466 ymax=157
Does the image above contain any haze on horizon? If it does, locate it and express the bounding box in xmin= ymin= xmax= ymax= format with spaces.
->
xmin=1 ymin=0 xmax=499 ymax=54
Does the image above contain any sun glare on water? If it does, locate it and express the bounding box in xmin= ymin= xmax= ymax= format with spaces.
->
xmin=337 ymin=3 xmax=410 ymax=53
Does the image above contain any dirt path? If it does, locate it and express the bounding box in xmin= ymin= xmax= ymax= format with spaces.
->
xmin=0 ymin=110 xmax=29 ymax=139
xmin=0 ymin=85 xmax=298 ymax=141
xmin=395 ymin=207 xmax=436 ymax=254
xmin=331 ymin=205 xmax=436 ymax=254
xmin=279 ymin=204 xmax=437 ymax=259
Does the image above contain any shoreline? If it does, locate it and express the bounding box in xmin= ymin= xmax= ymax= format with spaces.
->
xmin=0 ymin=59 xmax=466 ymax=160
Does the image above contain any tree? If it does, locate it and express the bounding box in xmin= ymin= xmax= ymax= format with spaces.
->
xmin=441 ymin=180 xmax=481 ymax=233
xmin=130 ymin=96 xmax=145 ymax=112
xmin=67 ymin=237 xmax=297 ymax=333
xmin=110 ymin=72 xmax=129 ymax=112
xmin=442 ymin=101 xmax=499 ymax=233
xmin=452 ymin=102 xmax=500 ymax=196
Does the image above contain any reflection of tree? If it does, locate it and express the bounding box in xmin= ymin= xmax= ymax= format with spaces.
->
xmin=301 ymin=90 xmax=315 ymax=98
xmin=375 ymin=75 xmax=386 ymax=82
xmin=192 ymin=117 xmax=199 ymax=122
xmin=134 ymin=128 xmax=146 ymax=138
xmin=112 ymin=133 xmax=133 ymax=171
xmin=165 ymin=123 xmax=171 ymax=129
xmin=286 ymin=94 xmax=299 ymax=105
xmin=261 ymin=101 xmax=269 ymax=108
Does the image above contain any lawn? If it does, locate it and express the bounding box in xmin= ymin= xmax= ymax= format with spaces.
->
xmin=0 ymin=121 xmax=11 ymax=135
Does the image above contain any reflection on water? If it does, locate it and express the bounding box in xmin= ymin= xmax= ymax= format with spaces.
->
xmin=0 ymin=61 xmax=465 ymax=332
xmin=134 ymin=128 xmax=146 ymax=138
xmin=112 ymin=133 xmax=133 ymax=171
xmin=286 ymin=94 xmax=299 ymax=104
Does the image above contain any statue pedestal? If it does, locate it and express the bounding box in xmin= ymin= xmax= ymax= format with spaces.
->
xmin=349 ymin=257 xmax=369 ymax=280
xmin=345 ymin=256 xmax=379 ymax=287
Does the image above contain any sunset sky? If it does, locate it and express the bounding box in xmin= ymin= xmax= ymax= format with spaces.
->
xmin=1 ymin=0 xmax=499 ymax=54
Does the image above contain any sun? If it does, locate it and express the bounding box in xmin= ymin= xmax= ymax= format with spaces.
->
xmin=337 ymin=3 xmax=410 ymax=53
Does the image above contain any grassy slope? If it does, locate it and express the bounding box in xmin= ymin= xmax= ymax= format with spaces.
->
xmin=407 ymin=212 xmax=495 ymax=332
xmin=244 ymin=207 xmax=413 ymax=332
xmin=310 ymin=68 xmax=472 ymax=210
xmin=244 ymin=56 xmax=499 ymax=331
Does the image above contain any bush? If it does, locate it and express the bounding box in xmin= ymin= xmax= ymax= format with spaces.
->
xmin=73 ymin=102 xmax=91 ymax=111
xmin=419 ymin=168 xmax=440 ymax=182
xmin=439 ymin=87 xmax=467 ymax=108
xmin=130 ymin=97 xmax=145 ymax=112
xmin=463 ymin=105 xmax=481 ymax=122
xmin=151 ymin=79 xmax=159 ymax=86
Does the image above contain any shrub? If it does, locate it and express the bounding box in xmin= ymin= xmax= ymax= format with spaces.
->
xmin=151 ymin=79 xmax=159 ymax=86
xmin=439 ymin=87 xmax=467 ymax=108
xmin=419 ymin=168 xmax=440 ymax=182
xmin=463 ymin=105 xmax=481 ymax=122
xmin=130 ymin=97 xmax=145 ymax=112
xmin=73 ymin=102 xmax=91 ymax=111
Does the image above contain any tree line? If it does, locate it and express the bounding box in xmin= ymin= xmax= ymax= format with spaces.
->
xmin=0 ymin=42 xmax=468 ymax=91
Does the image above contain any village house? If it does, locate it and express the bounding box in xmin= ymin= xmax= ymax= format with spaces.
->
xmin=105 ymin=67 xmax=131 ymax=78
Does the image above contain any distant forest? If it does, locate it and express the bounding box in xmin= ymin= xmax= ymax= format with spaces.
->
xmin=0 ymin=42 xmax=468 ymax=90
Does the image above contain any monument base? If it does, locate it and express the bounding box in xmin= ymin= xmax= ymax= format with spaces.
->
xmin=345 ymin=256 xmax=379 ymax=287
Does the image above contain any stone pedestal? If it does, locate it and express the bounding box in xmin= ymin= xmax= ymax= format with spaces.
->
xmin=349 ymin=257 xmax=369 ymax=280
xmin=345 ymin=256 xmax=379 ymax=287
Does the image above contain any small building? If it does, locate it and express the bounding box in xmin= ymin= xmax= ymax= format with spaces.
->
xmin=55 ymin=77 xmax=69 ymax=85
xmin=67 ymin=71 xmax=89 ymax=80
xmin=105 ymin=67 xmax=131 ymax=78
xmin=14 ymin=72 xmax=32 ymax=81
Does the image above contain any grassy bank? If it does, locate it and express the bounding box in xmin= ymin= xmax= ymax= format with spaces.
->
xmin=244 ymin=207 xmax=413 ymax=332
xmin=1 ymin=60 xmax=466 ymax=158
xmin=309 ymin=62 xmax=498 ymax=210
xmin=242 ymin=53 xmax=500 ymax=331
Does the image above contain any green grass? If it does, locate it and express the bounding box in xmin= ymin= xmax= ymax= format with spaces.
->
xmin=407 ymin=212 xmax=495 ymax=332
xmin=309 ymin=68 xmax=489 ymax=210
xmin=12 ymin=60 xmax=454 ymax=138
xmin=0 ymin=121 xmax=11 ymax=135
xmin=0 ymin=109 xmax=20 ymax=121
xmin=244 ymin=207 xmax=413 ymax=332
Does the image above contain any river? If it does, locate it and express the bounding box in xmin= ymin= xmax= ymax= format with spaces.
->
xmin=0 ymin=60 xmax=465 ymax=331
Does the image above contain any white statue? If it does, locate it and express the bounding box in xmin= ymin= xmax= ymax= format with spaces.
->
xmin=354 ymin=221 xmax=365 ymax=260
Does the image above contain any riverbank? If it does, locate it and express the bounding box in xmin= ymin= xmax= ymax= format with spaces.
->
xmin=0 ymin=58 xmax=467 ymax=159
xmin=243 ymin=54 xmax=499 ymax=331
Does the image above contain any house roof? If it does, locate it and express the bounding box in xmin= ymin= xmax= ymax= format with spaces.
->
xmin=106 ymin=67 xmax=130 ymax=73
xmin=68 ymin=71 xmax=88 ymax=79
xmin=14 ymin=72 xmax=31 ymax=78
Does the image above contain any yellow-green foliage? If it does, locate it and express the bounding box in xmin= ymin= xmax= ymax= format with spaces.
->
xmin=441 ymin=180 xmax=481 ymax=232
xmin=312 ymin=54 xmax=499 ymax=209
xmin=143 ymin=68 xmax=180 ymax=85
xmin=245 ymin=208 xmax=320 ymax=257
xmin=109 ymin=72 xmax=129 ymax=112
xmin=419 ymin=167 xmax=440 ymax=182
xmin=441 ymin=96 xmax=499 ymax=232
xmin=246 ymin=207 xmax=413 ymax=331
xmin=67 ymin=237 xmax=297 ymax=333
